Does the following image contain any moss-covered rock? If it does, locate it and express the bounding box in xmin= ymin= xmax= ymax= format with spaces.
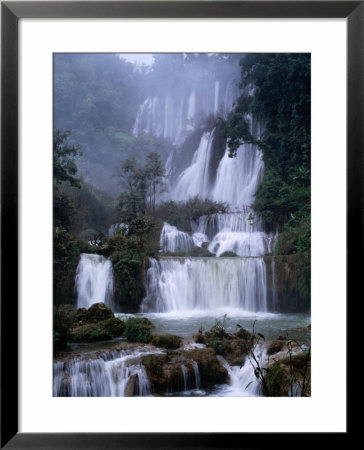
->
xmin=266 ymin=340 xmax=286 ymax=356
xmin=151 ymin=334 xmax=182 ymax=349
xmin=193 ymin=332 xmax=206 ymax=344
xmin=202 ymin=324 xmax=252 ymax=366
xmin=70 ymin=317 xmax=125 ymax=342
xmin=141 ymin=354 xmax=169 ymax=389
xmin=183 ymin=348 xmax=228 ymax=387
xmin=74 ymin=307 xmax=88 ymax=324
xmin=82 ymin=302 xmax=114 ymax=323
xmin=264 ymin=352 xmax=311 ymax=397
xmin=141 ymin=347 xmax=228 ymax=394
xmin=190 ymin=246 xmax=215 ymax=257
xmin=219 ymin=251 xmax=238 ymax=257
xmin=124 ymin=317 xmax=155 ymax=343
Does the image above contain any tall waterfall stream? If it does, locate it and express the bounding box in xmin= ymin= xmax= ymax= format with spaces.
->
xmin=58 ymin=68 xmax=310 ymax=397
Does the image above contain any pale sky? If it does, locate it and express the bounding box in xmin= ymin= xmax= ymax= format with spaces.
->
xmin=120 ymin=53 xmax=155 ymax=66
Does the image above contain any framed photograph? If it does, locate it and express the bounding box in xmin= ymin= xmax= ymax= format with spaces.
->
xmin=1 ymin=1 xmax=357 ymax=448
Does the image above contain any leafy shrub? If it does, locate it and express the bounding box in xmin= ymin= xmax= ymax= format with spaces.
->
xmin=53 ymin=304 xmax=77 ymax=350
xmin=53 ymin=227 xmax=91 ymax=305
xmin=124 ymin=317 xmax=155 ymax=343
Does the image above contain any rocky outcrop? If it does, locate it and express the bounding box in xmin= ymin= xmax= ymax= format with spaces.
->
xmin=201 ymin=325 xmax=252 ymax=367
xmin=141 ymin=347 xmax=228 ymax=394
xmin=150 ymin=334 xmax=182 ymax=349
xmin=75 ymin=302 xmax=114 ymax=324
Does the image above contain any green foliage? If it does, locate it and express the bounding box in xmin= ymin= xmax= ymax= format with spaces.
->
xmin=53 ymin=304 xmax=77 ymax=350
xmin=54 ymin=129 xmax=82 ymax=187
xmin=225 ymin=53 xmax=310 ymax=227
xmin=204 ymin=316 xmax=231 ymax=356
xmin=263 ymin=363 xmax=286 ymax=397
xmin=53 ymin=187 xmax=75 ymax=231
xmin=62 ymin=179 xmax=115 ymax=236
xmin=70 ymin=318 xmax=125 ymax=342
xmin=100 ymin=217 xmax=162 ymax=312
xmin=53 ymin=227 xmax=91 ymax=305
xmin=53 ymin=129 xmax=82 ymax=230
xmin=155 ymin=197 xmax=228 ymax=232
xmin=151 ymin=333 xmax=182 ymax=349
xmin=200 ymin=318 xmax=252 ymax=366
xmin=116 ymin=152 xmax=166 ymax=220
xmin=274 ymin=205 xmax=311 ymax=302
xmin=54 ymin=54 xmax=176 ymax=196
xmin=124 ymin=317 xmax=155 ymax=343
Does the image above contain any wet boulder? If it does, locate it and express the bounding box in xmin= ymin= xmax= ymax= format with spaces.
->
xmin=151 ymin=334 xmax=182 ymax=349
xmin=141 ymin=347 xmax=228 ymax=395
xmin=82 ymin=302 xmax=114 ymax=323
xmin=266 ymin=340 xmax=286 ymax=356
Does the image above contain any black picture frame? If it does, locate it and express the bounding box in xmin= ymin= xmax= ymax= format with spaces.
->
xmin=1 ymin=1 xmax=358 ymax=448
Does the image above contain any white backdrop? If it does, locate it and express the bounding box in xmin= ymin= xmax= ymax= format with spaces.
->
xmin=19 ymin=18 xmax=346 ymax=432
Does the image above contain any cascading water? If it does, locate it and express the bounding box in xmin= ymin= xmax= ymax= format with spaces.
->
xmin=132 ymin=78 xmax=240 ymax=147
xmin=172 ymin=129 xmax=216 ymax=201
xmin=159 ymin=222 xmax=195 ymax=253
xmin=75 ymin=253 xmax=114 ymax=309
xmin=53 ymin=347 xmax=162 ymax=397
xmin=211 ymin=143 xmax=264 ymax=210
xmin=216 ymin=345 xmax=267 ymax=396
xmin=142 ymin=257 xmax=268 ymax=313
xmin=193 ymin=211 xmax=275 ymax=257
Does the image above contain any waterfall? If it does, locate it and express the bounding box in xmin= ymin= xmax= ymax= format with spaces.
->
xmin=75 ymin=253 xmax=114 ymax=309
xmin=132 ymin=76 xmax=240 ymax=147
xmin=193 ymin=211 xmax=263 ymax=239
xmin=181 ymin=365 xmax=188 ymax=391
xmin=217 ymin=346 xmax=267 ymax=396
xmin=211 ymin=143 xmax=264 ymax=210
xmin=192 ymin=211 xmax=274 ymax=257
xmin=134 ymin=63 xmax=279 ymax=318
xmin=53 ymin=348 xmax=160 ymax=397
xmin=142 ymin=257 xmax=268 ymax=313
xmin=172 ymin=129 xmax=216 ymax=201
xmin=160 ymin=222 xmax=195 ymax=253
xmin=192 ymin=361 xmax=201 ymax=389
xmin=271 ymin=256 xmax=278 ymax=311
xmin=214 ymin=81 xmax=220 ymax=115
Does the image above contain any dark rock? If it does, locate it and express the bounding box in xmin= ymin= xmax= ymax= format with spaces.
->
xmin=266 ymin=340 xmax=285 ymax=356
xmin=83 ymin=302 xmax=114 ymax=323
xmin=141 ymin=347 xmax=228 ymax=394
xmin=151 ymin=334 xmax=182 ymax=349
xmin=193 ymin=332 xmax=206 ymax=344
xmin=125 ymin=374 xmax=137 ymax=397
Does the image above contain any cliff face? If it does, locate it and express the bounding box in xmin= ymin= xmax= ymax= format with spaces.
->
xmin=264 ymin=255 xmax=310 ymax=313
